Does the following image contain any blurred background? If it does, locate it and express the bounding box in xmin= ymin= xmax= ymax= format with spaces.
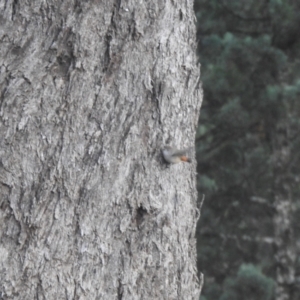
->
xmin=194 ymin=1 xmax=300 ymax=299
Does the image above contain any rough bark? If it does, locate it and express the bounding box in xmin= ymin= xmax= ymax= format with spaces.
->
xmin=0 ymin=1 xmax=202 ymax=299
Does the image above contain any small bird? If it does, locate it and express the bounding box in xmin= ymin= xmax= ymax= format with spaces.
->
xmin=162 ymin=146 xmax=191 ymax=164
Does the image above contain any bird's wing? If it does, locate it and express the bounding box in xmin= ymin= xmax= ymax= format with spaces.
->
xmin=171 ymin=148 xmax=189 ymax=157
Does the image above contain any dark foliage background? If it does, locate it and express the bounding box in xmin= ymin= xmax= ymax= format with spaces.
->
xmin=195 ymin=1 xmax=300 ymax=299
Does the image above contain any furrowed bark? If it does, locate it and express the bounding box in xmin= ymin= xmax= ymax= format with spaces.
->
xmin=0 ymin=1 xmax=202 ymax=299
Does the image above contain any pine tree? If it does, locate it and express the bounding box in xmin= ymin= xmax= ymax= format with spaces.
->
xmin=195 ymin=1 xmax=300 ymax=299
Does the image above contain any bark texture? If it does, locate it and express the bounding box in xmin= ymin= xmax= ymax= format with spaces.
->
xmin=0 ymin=1 xmax=202 ymax=299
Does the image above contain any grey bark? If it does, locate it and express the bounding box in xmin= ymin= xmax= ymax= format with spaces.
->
xmin=0 ymin=1 xmax=202 ymax=299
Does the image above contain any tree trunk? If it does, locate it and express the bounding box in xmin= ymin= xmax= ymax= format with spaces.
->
xmin=272 ymin=130 xmax=296 ymax=300
xmin=0 ymin=1 xmax=202 ymax=299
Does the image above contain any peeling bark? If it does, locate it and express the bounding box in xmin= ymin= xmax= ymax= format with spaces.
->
xmin=0 ymin=1 xmax=202 ymax=299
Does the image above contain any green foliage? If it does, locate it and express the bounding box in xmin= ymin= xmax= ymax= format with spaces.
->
xmin=220 ymin=264 xmax=275 ymax=300
xmin=201 ymin=283 xmax=221 ymax=300
xmin=198 ymin=175 xmax=218 ymax=192
xmin=195 ymin=0 xmax=300 ymax=299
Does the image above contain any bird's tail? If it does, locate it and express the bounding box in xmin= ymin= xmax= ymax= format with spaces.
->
xmin=180 ymin=156 xmax=191 ymax=163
